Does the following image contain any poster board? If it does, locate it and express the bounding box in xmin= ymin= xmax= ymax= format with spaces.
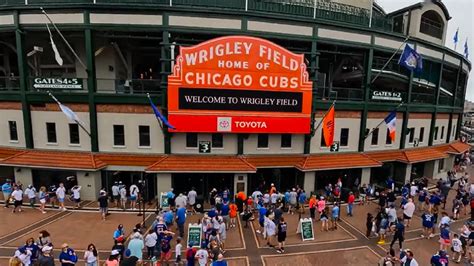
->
xmin=160 ymin=192 xmax=169 ymax=210
xmin=298 ymin=218 xmax=314 ymax=241
xmin=187 ymin=223 xmax=202 ymax=248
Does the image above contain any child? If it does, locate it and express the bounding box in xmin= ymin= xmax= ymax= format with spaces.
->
xmin=229 ymin=202 xmax=237 ymax=228
xmin=175 ymin=237 xmax=183 ymax=265
xmin=451 ymin=233 xmax=462 ymax=263
xmin=71 ymin=185 xmax=81 ymax=209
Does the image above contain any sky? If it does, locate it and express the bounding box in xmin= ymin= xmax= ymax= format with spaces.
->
xmin=376 ymin=0 xmax=474 ymax=102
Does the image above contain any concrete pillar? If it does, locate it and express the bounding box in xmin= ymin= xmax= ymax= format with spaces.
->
xmin=77 ymin=171 xmax=101 ymax=200
xmin=303 ymin=171 xmax=315 ymax=196
xmin=157 ymin=173 xmax=172 ymax=195
xmin=14 ymin=167 xmax=33 ymax=187
xmin=424 ymin=161 xmax=436 ymax=179
xmin=361 ymin=168 xmax=371 ymax=186
xmin=404 ymin=164 xmax=412 ymax=183
xmin=233 ymin=173 xmax=245 ymax=195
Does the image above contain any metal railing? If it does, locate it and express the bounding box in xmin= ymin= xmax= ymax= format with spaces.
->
xmin=0 ymin=0 xmax=394 ymax=31
xmin=0 ymin=77 xmax=20 ymax=91
xmin=419 ymin=18 xmax=443 ymax=39
xmin=96 ymin=78 xmax=161 ymax=94
xmin=315 ymin=86 xmax=364 ymax=101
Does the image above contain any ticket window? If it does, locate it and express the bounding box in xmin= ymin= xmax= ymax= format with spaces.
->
xmin=234 ymin=174 xmax=247 ymax=196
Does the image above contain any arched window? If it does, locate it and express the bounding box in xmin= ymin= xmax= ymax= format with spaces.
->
xmin=420 ymin=10 xmax=444 ymax=39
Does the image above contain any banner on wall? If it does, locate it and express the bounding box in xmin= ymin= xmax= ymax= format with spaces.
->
xmin=167 ymin=36 xmax=313 ymax=133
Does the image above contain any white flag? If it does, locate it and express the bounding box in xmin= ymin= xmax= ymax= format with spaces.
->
xmin=59 ymin=103 xmax=81 ymax=124
xmin=46 ymin=23 xmax=63 ymax=66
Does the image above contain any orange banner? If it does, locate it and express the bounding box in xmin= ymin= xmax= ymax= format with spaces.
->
xmin=322 ymin=105 xmax=335 ymax=147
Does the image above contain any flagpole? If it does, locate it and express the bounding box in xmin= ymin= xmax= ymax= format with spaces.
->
xmin=46 ymin=90 xmax=91 ymax=137
xmin=147 ymin=93 xmax=163 ymax=130
xmin=371 ymin=36 xmax=410 ymax=84
xmin=40 ymin=7 xmax=88 ymax=71
xmin=364 ymin=102 xmax=404 ymax=140
xmin=313 ymin=100 xmax=336 ymax=133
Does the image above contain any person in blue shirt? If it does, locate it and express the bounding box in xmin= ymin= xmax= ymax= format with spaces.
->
xmin=222 ymin=188 xmax=230 ymax=204
xmin=256 ymin=206 xmax=267 ymax=234
xmin=429 ymin=192 xmax=441 ymax=209
xmin=59 ymin=243 xmax=78 ymax=266
xmin=2 ymin=179 xmax=12 ymax=208
xmin=421 ymin=211 xmax=435 ymax=239
xmin=331 ymin=204 xmax=339 ymax=230
xmin=163 ymin=210 xmax=174 ymax=228
xmin=284 ymin=190 xmax=290 ymax=209
xmin=430 ymin=250 xmax=449 ymax=266
xmin=386 ymin=177 xmax=394 ymax=191
xmin=176 ymin=206 xmax=186 ymax=238
xmin=23 ymin=238 xmax=39 ymax=263
xmin=298 ymin=191 xmax=307 ymax=213
xmin=167 ymin=188 xmax=176 ymax=210
xmin=113 ymin=224 xmax=124 ymax=243
xmin=390 ymin=218 xmax=405 ymax=250
xmin=418 ymin=188 xmax=427 ymax=211
xmin=208 ymin=208 xmax=217 ymax=218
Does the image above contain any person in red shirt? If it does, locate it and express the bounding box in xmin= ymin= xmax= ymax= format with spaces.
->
xmin=229 ymin=202 xmax=238 ymax=228
xmin=309 ymin=195 xmax=317 ymax=221
xmin=347 ymin=192 xmax=355 ymax=217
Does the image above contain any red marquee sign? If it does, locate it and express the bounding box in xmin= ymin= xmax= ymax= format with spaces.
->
xmin=168 ymin=36 xmax=313 ymax=133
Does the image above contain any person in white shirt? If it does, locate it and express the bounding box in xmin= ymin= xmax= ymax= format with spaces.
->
xmin=409 ymin=182 xmax=418 ymax=198
xmin=129 ymin=184 xmax=139 ymax=210
xmin=218 ymin=217 xmax=227 ymax=251
xmin=400 ymin=250 xmax=419 ymax=266
xmin=195 ymin=245 xmax=208 ymax=266
xmin=263 ymin=215 xmax=276 ymax=248
xmin=175 ymin=237 xmax=183 ymax=264
xmin=175 ymin=193 xmax=187 ymax=209
xmin=71 ymin=185 xmax=81 ymax=209
xmin=24 ymin=185 xmax=37 ymax=208
xmin=11 ymin=186 xmax=24 ymax=213
xmin=14 ymin=247 xmax=32 ymax=265
xmin=144 ymin=229 xmax=158 ymax=259
xmin=403 ymin=198 xmax=416 ymax=227
xmin=56 ymin=183 xmax=67 ymax=211
xmin=270 ymin=192 xmax=279 ymax=206
xmin=111 ymin=182 xmax=120 ymax=208
xmin=451 ymin=233 xmax=462 ymax=263
xmin=119 ymin=184 xmax=127 ymax=210
xmin=187 ymin=188 xmax=197 ymax=214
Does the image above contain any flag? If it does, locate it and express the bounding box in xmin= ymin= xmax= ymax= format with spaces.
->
xmin=148 ymin=97 xmax=176 ymax=130
xmin=384 ymin=111 xmax=396 ymax=142
xmin=453 ymin=28 xmax=459 ymax=46
xmin=58 ymin=103 xmax=79 ymax=123
xmin=322 ymin=104 xmax=335 ymax=147
xmin=464 ymin=39 xmax=469 ymax=59
xmin=398 ymin=44 xmax=423 ymax=73
xmin=46 ymin=23 xmax=63 ymax=66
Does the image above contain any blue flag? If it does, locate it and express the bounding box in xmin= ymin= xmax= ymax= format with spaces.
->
xmin=148 ymin=97 xmax=176 ymax=130
xmin=453 ymin=28 xmax=459 ymax=45
xmin=464 ymin=39 xmax=469 ymax=59
xmin=398 ymin=44 xmax=423 ymax=73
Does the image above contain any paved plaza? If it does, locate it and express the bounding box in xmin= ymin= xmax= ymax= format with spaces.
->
xmin=0 ymin=165 xmax=473 ymax=265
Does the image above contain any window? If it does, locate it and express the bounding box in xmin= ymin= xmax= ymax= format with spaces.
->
xmin=438 ymin=159 xmax=445 ymax=172
xmin=320 ymin=129 xmax=326 ymax=147
xmin=408 ymin=127 xmax=415 ymax=143
xmin=340 ymin=128 xmax=349 ymax=147
xmin=186 ymin=133 xmax=198 ymax=148
xmin=69 ymin=124 xmax=80 ymax=144
xmin=113 ymin=125 xmax=125 ymax=146
xmin=452 ymin=125 xmax=456 ymax=137
xmin=371 ymin=128 xmax=379 ymax=146
xmin=257 ymin=134 xmax=269 ymax=148
xmin=138 ymin=125 xmax=150 ymax=147
xmin=212 ymin=134 xmax=223 ymax=148
xmin=46 ymin=122 xmax=57 ymax=143
xmin=419 ymin=127 xmax=425 ymax=142
xmin=385 ymin=129 xmax=392 ymax=145
xmin=440 ymin=126 xmax=445 ymax=140
xmin=281 ymin=134 xmax=292 ymax=148
xmin=434 ymin=126 xmax=439 ymax=140
xmin=420 ymin=10 xmax=444 ymax=39
xmin=8 ymin=121 xmax=18 ymax=141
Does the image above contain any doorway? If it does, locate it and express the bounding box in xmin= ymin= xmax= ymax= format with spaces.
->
xmin=101 ymin=171 xmax=157 ymax=201
xmin=248 ymin=168 xmax=304 ymax=194
xmin=171 ymin=173 xmax=234 ymax=203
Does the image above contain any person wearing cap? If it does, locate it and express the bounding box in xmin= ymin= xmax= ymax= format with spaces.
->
xmin=59 ymin=243 xmax=78 ymax=266
xmin=2 ymin=178 xmax=13 ymax=208
xmin=127 ymin=232 xmax=144 ymax=262
xmin=111 ymin=182 xmax=120 ymax=208
xmin=104 ymin=249 xmax=119 ymax=266
xmin=430 ymin=250 xmax=448 ymax=266
xmin=98 ymin=191 xmax=108 ymax=221
xmin=24 ymin=185 xmax=37 ymax=209
xmin=195 ymin=242 xmax=209 ymax=266
xmin=37 ymin=245 xmax=54 ymax=266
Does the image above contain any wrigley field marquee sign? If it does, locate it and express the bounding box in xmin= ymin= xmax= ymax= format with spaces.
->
xmin=167 ymin=36 xmax=313 ymax=133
